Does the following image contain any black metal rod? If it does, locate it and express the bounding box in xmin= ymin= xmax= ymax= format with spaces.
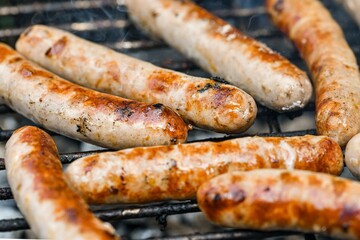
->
xmin=304 ymin=233 xmax=317 ymax=240
xmin=0 ymin=201 xmax=199 ymax=232
xmin=0 ymin=187 xmax=12 ymax=200
xmin=97 ymin=201 xmax=199 ymax=222
xmin=0 ymin=130 xmax=13 ymax=141
xmin=147 ymin=229 xmax=302 ymax=240
xmin=0 ymin=149 xmax=109 ymax=171
xmin=0 ymin=218 xmax=28 ymax=232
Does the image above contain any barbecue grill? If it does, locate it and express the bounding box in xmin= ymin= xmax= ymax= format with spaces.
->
xmin=0 ymin=0 xmax=359 ymax=239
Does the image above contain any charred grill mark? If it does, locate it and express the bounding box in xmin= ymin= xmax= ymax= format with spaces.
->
xmin=45 ymin=36 xmax=67 ymax=57
xmin=213 ymin=193 xmax=222 ymax=202
xmin=120 ymin=167 xmax=126 ymax=186
xmin=152 ymin=103 xmax=164 ymax=109
xmin=115 ymin=105 xmax=135 ymax=120
xmin=210 ymin=76 xmax=230 ymax=84
xmin=228 ymin=185 xmax=246 ymax=204
xmin=76 ymin=117 xmax=91 ymax=136
xmin=197 ymin=82 xmax=221 ymax=93
xmin=109 ymin=186 xmax=119 ymax=195
xmin=204 ymin=185 xmax=246 ymax=208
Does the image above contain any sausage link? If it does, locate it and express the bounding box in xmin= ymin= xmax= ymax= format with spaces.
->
xmin=0 ymin=43 xmax=188 ymax=149
xmin=345 ymin=133 xmax=360 ymax=179
xmin=65 ymin=135 xmax=343 ymax=204
xmin=266 ymin=0 xmax=360 ymax=147
xmin=124 ymin=0 xmax=313 ymax=112
xmin=197 ymin=169 xmax=360 ymax=240
xmin=5 ymin=126 xmax=119 ymax=239
xmin=16 ymin=25 xmax=257 ymax=133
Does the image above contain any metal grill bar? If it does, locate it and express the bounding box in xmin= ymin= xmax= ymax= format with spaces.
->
xmin=147 ymin=230 xmax=301 ymax=240
xmin=0 ymin=149 xmax=108 ymax=171
xmin=0 ymin=19 xmax=129 ymax=39
xmin=0 ymin=0 xmax=118 ymax=16
xmin=0 ymin=201 xmax=200 ymax=232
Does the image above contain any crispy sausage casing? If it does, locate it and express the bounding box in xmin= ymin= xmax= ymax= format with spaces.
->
xmin=198 ymin=169 xmax=360 ymax=240
xmin=65 ymin=135 xmax=343 ymax=204
xmin=124 ymin=0 xmax=313 ymax=112
xmin=0 ymin=43 xmax=188 ymax=149
xmin=266 ymin=0 xmax=360 ymax=147
xmin=16 ymin=25 xmax=257 ymax=133
xmin=5 ymin=126 xmax=119 ymax=240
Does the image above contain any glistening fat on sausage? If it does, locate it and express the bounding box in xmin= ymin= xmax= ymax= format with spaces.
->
xmin=124 ymin=0 xmax=313 ymax=112
xmin=16 ymin=25 xmax=257 ymax=133
xmin=197 ymin=169 xmax=360 ymax=240
xmin=65 ymin=135 xmax=343 ymax=204
xmin=0 ymin=43 xmax=188 ymax=149
xmin=5 ymin=126 xmax=119 ymax=240
xmin=266 ymin=0 xmax=360 ymax=147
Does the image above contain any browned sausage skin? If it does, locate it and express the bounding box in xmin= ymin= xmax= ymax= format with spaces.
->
xmin=5 ymin=126 xmax=119 ymax=239
xmin=0 ymin=43 xmax=188 ymax=149
xmin=266 ymin=0 xmax=360 ymax=147
xmin=124 ymin=0 xmax=313 ymax=112
xmin=198 ymin=169 xmax=360 ymax=240
xmin=16 ymin=25 xmax=257 ymax=134
xmin=65 ymin=135 xmax=343 ymax=204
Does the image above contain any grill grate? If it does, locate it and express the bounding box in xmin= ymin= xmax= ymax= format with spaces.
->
xmin=0 ymin=0 xmax=359 ymax=239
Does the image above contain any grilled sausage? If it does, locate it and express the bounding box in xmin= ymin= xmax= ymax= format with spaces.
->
xmin=16 ymin=25 xmax=257 ymax=133
xmin=345 ymin=133 xmax=360 ymax=179
xmin=123 ymin=0 xmax=313 ymax=112
xmin=197 ymin=169 xmax=360 ymax=240
xmin=65 ymin=135 xmax=343 ymax=204
xmin=0 ymin=43 xmax=188 ymax=149
xmin=266 ymin=0 xmax=360 ymax=147
xmin=5 ymin=126 xmax=119 ymax=240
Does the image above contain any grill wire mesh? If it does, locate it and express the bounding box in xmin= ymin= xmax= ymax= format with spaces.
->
xmin=0 ymin=0 xmax=359 ymax=239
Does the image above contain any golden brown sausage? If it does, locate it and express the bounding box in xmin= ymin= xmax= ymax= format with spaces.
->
xmin=5 ymin=126 xmax=119 ymax=239
xmin=124 ymin=0 xmax=313 ymax=112
xmin=16 ymin=25 xmax=257 ymax=133
xmin=197 ymin=169 xmax=360 ymax=240
xmin=65 ymin=135 xmax=343 ymax=204
xmin=0 ymin=43 xmax=188 ymax=149
xmin=266 ymin=0 xmax=360 ymax=147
